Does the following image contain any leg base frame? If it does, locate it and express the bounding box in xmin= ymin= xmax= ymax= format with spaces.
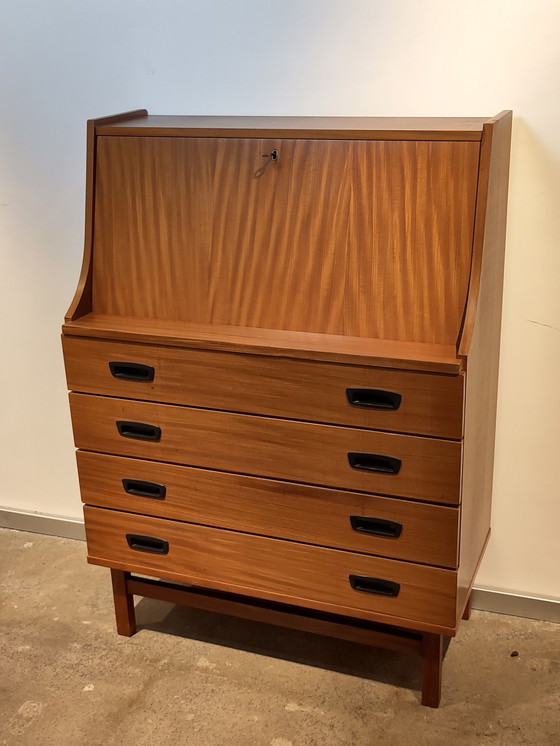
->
xmin=110 ymin=569 xmax=454 ymax=707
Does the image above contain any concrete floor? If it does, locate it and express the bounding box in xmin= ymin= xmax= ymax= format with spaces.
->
xmin=0 ymin=528 xmax=558 ymax=746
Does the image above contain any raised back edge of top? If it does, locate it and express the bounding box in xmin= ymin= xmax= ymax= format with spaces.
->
xmin=94 ymin=113 xmax=495 ymax=141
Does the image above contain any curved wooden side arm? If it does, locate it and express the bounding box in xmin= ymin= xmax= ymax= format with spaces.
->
xmin=457 ymin=110 xmax=512 ymax=358
xmin=65 ymin=109 xmax=148 ymax=321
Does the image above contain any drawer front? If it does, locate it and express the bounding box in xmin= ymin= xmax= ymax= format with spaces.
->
xmin=70 ymin=394 xmax=461 ymax=504
xmin=63 ymin=336 xmax=464 ymax=438
xmin=84 ymin=506 xmax=457 ymax=630
xmin=77 ymin=452 xmax=459 ymax=568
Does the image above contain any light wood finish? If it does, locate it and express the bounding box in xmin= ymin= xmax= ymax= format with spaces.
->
xmin=77 ymin=451 xmax=459 ymax=568
xmin=345 ymin=141 xmax=478 ymax=343
xmin=84 ymin=506 xmax=458 ymax=631
xmin=97 ymin=115 xmax=488 ymax=141
xmin=110 ymin=568 xmax=136 ymax=636
xmin=66 ymin=110 xmax=148 ymax=322
xmin=458 ymin=112 xmax=512 ymax=356
xmin=62 ymin=315 xmax=464 ymax=374
xmin=63 ymin=336 xmax=464 ymax=438
xmin=421 ymin=633 xmax=444 ymax=707
xmin=456 ymin=112 xmax=512 ymax=619
xmin=69 ymin=393 xmax=462 ymax=504
xmin=206 ymin=139 xmax=349 ymax=335
xmin=62 ymin=111 xmax=512 ymax=706
xmin=91 ymin=136 xmax=478 ymax=345
xmin=92 ymin=136 xmax=212 ymax=325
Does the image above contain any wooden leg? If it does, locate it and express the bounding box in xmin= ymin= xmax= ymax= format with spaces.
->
xmin=462 ymin=593 xmax=472 ymax=620
xmin=110 ymin=569 xmax=136 ymax=636
xmin=421 ymin=633 xmax=443 ymax=708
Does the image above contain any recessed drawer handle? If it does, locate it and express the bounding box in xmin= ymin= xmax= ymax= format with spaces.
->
xmin=116 ymin=420 xmax=161 ymax=441
xmin=109 ymin=361 xmax=155 ymax=382
xmin=126 ymin=533 xmax=169 ymax=554
xmin=122 ymin=478 xmax=166 ymax=499
xmin=346 ymin=388 xmax=401 ymax=410
xmin=350 ymin=515 xmax=402 ymax=538
xmin=349 ymin=574 xmax=400 ymax=597
xmin=347 ymin=452 xmax=401 ymax=475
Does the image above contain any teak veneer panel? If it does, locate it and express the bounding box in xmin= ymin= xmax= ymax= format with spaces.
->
xmin=66 ymin=110 xmax=148 ymax=322
xmin=77 ymin=452 xmax=459 ymax=568
xmin=70 ymin=393 xmax=462 ymax=503
xmin=84 ymin=506 xmax=458 ymax=630
xmin=91 ymin=136 xmax=479 ymax=344
xmin=345 ymin=140 xmax=479 ymax=343
xmin=63 ymin=336 xmax=464 ymax=438
xmin=457 ymin=111 xmax=512 ymax=618
xmin=97 ymin=114 xmax=487 ymax=141
xmin=62 ymin=315 xmax=463 ymax=373
xmin=207 ymin=138 xmax=351 ymax=335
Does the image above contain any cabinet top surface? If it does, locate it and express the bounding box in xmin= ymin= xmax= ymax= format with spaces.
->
xmin=96 ymin=115 xmax=494 ymax=140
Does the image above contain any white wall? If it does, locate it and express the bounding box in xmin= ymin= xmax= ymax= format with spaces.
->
xmin=1 ymin=0 xmax=559 ymax=600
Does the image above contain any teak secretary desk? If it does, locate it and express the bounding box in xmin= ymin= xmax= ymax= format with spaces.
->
xmin=62 ymin=110 xmax=512 ymax=707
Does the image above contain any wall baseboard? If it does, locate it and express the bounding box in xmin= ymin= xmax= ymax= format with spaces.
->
xmin=0 ymin=508 xmax=86 ymax=541
xmin=469 ymin=588 xmax=560 ymax=624
xmin=1 ymin=509 xmax=558 ymax=624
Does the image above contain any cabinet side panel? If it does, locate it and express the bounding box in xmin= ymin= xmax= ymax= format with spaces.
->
xmin=66 ymin=111 xmax=148 ymax=321
xmin=457 ymin=113 xmax=512 ymax=619
xmin=66 ymin=119 xmax=96 ymax=320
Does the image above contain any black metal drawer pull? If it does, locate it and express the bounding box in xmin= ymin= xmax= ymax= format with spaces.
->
xmin=122 ymin=478 xmax=166 ymax=499
xmin=116 ymin=420 xmax=161 ymax=441
xmin=109 ymin=361 xmax=155 ymax=382
xmin=349 ymin=574 xmax=400 ymax=597
xmin=126 ymin=534 xmax=169 ymax=554
xmin=347 ymin=452 xmax=401 ymax=475
xmin=346 ymin=388 xmax=401 ymax=410
xmin=350 ymin=515 xmax=402 ymax=538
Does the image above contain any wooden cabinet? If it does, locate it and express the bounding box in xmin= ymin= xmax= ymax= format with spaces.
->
xmin=62 ymin=110 xmax=512 ymax=706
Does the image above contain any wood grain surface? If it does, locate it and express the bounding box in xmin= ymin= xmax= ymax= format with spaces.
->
xmin=92 ymin=136 xmax=213 ymax=324
xmin=96 ymin=114 xmax=489 ymax=141
xmin=91 ymin=136 xmax=479 ymax=344
xmin=110 ymin=568 xmax=136 ymax=636
xmin=458 ymin=111 xmax=512 ymax=356
xmin=421 ymin=633 xmax=444 ymax=707
xmin=124 ymin=574 xmax=425 ymax=651
xmin=65 ymin=110 xmax=147 ymax=322
xmin=345 ymin=140 xmax=479 ymax=343
xmin=206 ymin=138 xmax=351 ymax=335
xmin=69 ymin=393 xmax=462 ymax=503
xmin=456 ymin=112 xmax=512 ymax=617
xmin=77 ymin=451 xmax=459 ymax=568
xmin=84 ymin=506 xmax=458 ymax=629
xmin=62 ymin=315 xmax=464 ymax=373
xmin=63 ymin=336 xmax=464 ymax=438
